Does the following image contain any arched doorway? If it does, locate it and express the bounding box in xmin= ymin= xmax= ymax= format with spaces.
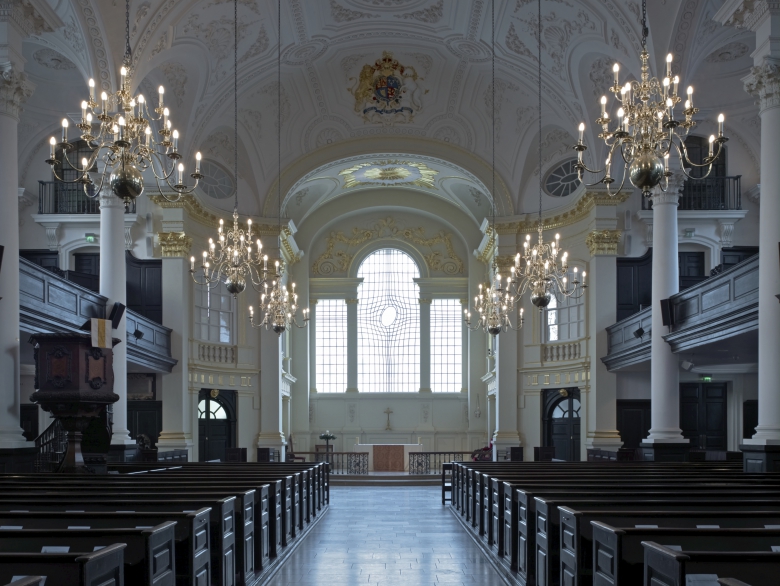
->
xmin=543 ymin=388 xmax=581 ymax=461
xmin=197 ymin=389 xmax=236 ymax=462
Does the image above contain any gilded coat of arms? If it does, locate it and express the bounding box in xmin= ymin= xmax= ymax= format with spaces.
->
xmin=348 ymin=51 xmax=425 ymax=125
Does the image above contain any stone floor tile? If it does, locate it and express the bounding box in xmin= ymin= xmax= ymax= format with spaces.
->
xmin=264 ymin=486 xmax=503 ymax=586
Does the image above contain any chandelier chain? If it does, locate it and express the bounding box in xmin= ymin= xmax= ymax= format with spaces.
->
xmin=278 ymin=0 xmax=282 ymax=237
xmin=491 ymin=0 xmax=495 ymax=233
xmin=124 ymin=0 xmax=131 ymax=66
xmin=537 ymin=0 xmax=542 ymax=222
xmin=641 ymin=0 xmax=648 ymax=49
xmin=233 ymin=0 xmax=238 ymax=213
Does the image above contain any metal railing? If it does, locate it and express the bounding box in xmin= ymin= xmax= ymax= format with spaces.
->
xmin=295 ymin=451 xmax=369 ymax=474
xmin=34 ymin=418 xmax=67 ymax=472
xmin=409 ymin=452 xmax=472 ymax=475
xmin=38 ymin=180 xmax=136 ymax=214
xmin=642 ymin=175 xmax=741 ymax=211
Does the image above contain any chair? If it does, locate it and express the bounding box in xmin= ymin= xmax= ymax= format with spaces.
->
xmin=286 ymin=435 xmax=305 ymax=462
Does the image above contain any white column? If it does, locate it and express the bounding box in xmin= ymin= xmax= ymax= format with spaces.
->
xmin=308 ymin=300 xmax=317 ymax=393
xmin=346 ymin=299 xmax=359 ymax=392
xmin=493 ymin=329 xmax=520 ymax=456
xmin=257 ymin=325 xmax=285 ymax=458
xmin=585 ymin=230 xmax=623 ymax=452
xmin=157 ymin=233 xmax=194 ymax=457
xmin=645 ymin=182 xmax=686 ymax=444
xmin=99 ymin=191 xmax=133 ymax=445
xmin=0 ymin=25 xmax=34 ymax=449
xmin=716 ymin=0 xmax=780 ymax=450
xmin=419 ymin=298 xmax=432 ymax=392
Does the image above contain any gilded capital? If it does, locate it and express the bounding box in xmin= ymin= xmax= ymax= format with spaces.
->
xmin=494 ymin=254 xmax=516 ymax=276
xmin=158 ymin=231 xmax=193 ymax=258
xmin=586 ymin=229 xmax=622 ymax=256
xmin=345 ymin=298 xmax=359 ymax=305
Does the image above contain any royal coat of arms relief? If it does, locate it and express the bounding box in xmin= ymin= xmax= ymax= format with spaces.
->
xmin=348 ymin=51 xmax=426 ymax=125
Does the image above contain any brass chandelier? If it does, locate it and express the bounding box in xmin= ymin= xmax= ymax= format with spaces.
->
xmin=45 ymin=0 xmax=201 ymax=210
xmin=509 ymin=0 xmax=586 ymax=309
xmin=574 ymin=0 xmax=727 ymax=197
xmin=190 ymin=0 xmax=267 ymax=299
xmin=464 ymin=0 xmax=523 ymax=336
xmin=249 ymin=0 xmax=309 ymax=335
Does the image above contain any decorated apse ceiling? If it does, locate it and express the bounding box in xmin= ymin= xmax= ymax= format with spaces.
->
xmin=20 ymin=0 xmax=757 ymax=224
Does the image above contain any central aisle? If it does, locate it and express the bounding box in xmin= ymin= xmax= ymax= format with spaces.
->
xmin=267 ymin=486 xmax=503 ymax=585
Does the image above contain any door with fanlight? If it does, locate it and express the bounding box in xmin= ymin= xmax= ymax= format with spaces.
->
xmin=543 ymin=388 xmax=582 ymax=461
xmin=197 ymin=389 xmax=236 ymax=462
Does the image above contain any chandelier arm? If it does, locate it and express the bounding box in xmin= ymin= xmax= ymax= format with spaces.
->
xmin=604 ymin=166 xmax=628 ymax=198
xmin=669 ymin=140 xmax=717 ymax=178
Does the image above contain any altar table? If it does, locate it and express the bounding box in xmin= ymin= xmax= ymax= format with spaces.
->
xmin=352 ymin=443 xmax=423 ymax=472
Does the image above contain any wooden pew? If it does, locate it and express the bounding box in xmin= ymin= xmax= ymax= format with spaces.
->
xmin=0 ymin=496 xmax=236 ymax=586
xmin=449 ymin=463 xmax=780 ymax=586
xmin=558 ymin=507 xmax=780 ymax=586
xmin=593 ymin=523 xmax=780 ymax=585
xmin=4 ymin=577 xmax=46 ymax=586
xmin=0 ymin=474 xmax=275 ymax=573
xmin=0 ymin=523 xmax=176 ymax=586
xmin=718 ymin=580 xmax=753 ymax=586
xmin=0 ymin=509 xmax=210 ymax=586
xmin=642 ymin=541 xmax=780 ymax=586
xmin=0 ymin=543 xmax=125 ymax=586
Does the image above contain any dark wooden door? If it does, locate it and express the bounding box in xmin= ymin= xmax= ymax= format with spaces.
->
xmin=743 ymin=400 xmax=758 ymax=440
xmin=127 ymin=401 xmax=162 ymax=446
xmin=680 ymin=383 xmax=727 ymax=450
xmin=543 ymin=389 xmax=581 ymax=461
xmin=616 ymin=400 xmax=651 ymax=450
xmin=126 ymin=252 xmax=163 ymax=323
xmin=678 ymin=252 xmax=706 ymax=290
xmin=197 ymin=390 xmax=236 ymax=462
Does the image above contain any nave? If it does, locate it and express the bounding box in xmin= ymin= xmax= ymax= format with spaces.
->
xmin=267 ymin=486 xmax=501 ymax=586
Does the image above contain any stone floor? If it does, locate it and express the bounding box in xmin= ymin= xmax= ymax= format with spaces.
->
xmin=266 ymin=486 xmax=505 ymax=586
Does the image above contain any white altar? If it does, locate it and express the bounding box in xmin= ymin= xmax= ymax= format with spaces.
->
xmin=352 ymin=443 xmax=423 ymax=472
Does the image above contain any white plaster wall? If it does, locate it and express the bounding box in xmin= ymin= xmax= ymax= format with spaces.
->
xmin=616 ymin=371 xmax=652 ymax=400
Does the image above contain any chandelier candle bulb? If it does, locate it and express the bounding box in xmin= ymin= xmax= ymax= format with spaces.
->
xmin=687 ymin=85 xmax=694 ymax=107
xmin=145 ymin=126 xmax=151 ymax=147
xmin=190 ymin=256 xmax=195 ymax=272
xmin=88 ymin=78 xmax=95 ymax=101
xmin=673 ymin=76 xmax=679 ymax=96
xmin=663 ymin=77 xmax=670 ymax=99
xmin=49 ymin=137 xmax=56 ymax=160
xmin=195 ymin=152 xmax=202 ymax=173
xmin=600 ymin=95 xmax=607 ymax=117
xmin=613 ymin=62 xmax=620 ymax=86
xmin=172 ymin=129 xmax=178 ymax=151
xmin=709 ymin=135 xmax=715 ymax=157
xmin=158 ymin=86 xmax=164 ymax=109
xmin=163 ymin=107 xmax=169 ymax=128
xmin=578 ymin=122 xmax=584 ymax=143
xmin=718 ymin=114 xmax=725 ymax=137
xmin=666 ymin=53 xmax=673 ymax=78
xmin=61 ymin=118 xmax=68 ymax=143
xmin=177 ymin=163 xmax=183 ymax=185
xmin=664 ymin=152 xmax=669 ymax=172
xmin=117 ymin=116 xmax=125 ymax=142
xmin=81 ymin=101 xmax=87 ymax=122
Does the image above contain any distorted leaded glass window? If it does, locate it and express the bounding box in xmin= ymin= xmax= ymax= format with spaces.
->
xmin=544 ymin=158 xmax=580 ymax=197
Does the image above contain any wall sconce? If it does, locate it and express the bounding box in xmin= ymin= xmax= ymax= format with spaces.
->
xmin=633 ymin=327 xmax=645 ymax=339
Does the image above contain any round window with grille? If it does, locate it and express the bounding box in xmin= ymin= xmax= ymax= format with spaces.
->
xmin=544 ymin=158 xmax=580 ymax=197
xmin=199 ymin=159 xmax=235 ymax=200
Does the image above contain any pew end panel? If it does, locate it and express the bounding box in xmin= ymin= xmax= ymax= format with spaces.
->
xmin=0 ymin=543 xmax=126 ymax=586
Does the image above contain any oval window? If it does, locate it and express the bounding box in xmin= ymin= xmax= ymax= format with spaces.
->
xmin=381 ymin=306 xmax=397 ymax=327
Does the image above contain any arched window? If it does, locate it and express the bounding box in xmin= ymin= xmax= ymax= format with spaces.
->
xmin=357 ymin=248 xmax=420 ymax=392
xmin=198 ymin=399 xmax=227 ymax=419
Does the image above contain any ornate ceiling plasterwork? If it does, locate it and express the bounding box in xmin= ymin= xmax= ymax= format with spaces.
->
xmin=339 ymin=160 xmax=438 ymax=189
xmin=32 ymin=48 xmax=76 ymax=70
xmin=312 ymin=216 xmax=464 ymax=275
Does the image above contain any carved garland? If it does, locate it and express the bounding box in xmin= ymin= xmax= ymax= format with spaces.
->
xmin=312 ymin=217 xmax=464 ymax=276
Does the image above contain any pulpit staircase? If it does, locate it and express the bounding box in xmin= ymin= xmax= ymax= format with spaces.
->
xmin=34 ymin=418 xmax=67 ymax=472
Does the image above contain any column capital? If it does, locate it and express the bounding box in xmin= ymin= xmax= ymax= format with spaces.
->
xmin=98 ymin=190 xmax=125 ymax=210
xmin=158 ymin=231 xmax=192 ymax=258
xmin=585 ymin=229 xmax=622 ymax=257
xmin=419 ymin=298 xmax=432 ymax=304
xmin=0 ymin=68 xmax=34 ymax=120
xmin=744 ymin=60 xmax=780 ymax=112
xmin=345 ymin=298 xmax=359 ymax=305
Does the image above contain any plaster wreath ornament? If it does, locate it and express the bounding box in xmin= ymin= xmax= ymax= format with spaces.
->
xmin=348 ymin=51 xmax=426 ymax=125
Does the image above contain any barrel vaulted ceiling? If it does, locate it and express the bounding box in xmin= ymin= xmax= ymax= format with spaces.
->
xmin=20 ymin=0 xmax=756 ymax=224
